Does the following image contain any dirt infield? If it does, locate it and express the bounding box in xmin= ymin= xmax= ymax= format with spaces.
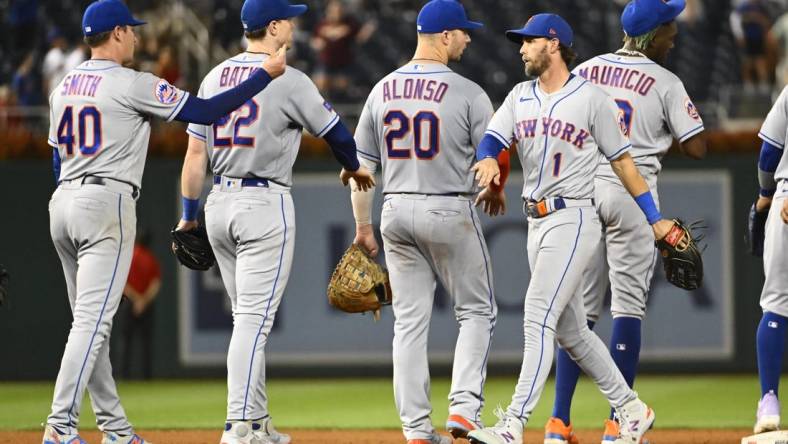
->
xmin=1 ymin=428 xmax=751 ymax=443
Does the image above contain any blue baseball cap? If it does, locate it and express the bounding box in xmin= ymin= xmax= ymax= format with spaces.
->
xmin=621 ymin=0 xmax=685 ymax=37
xmin=506 ymin=13 xmax=573 ymax=47
xmin=82 ymin=0 xmax=146 ymax=37
xmin=416 ymin=0 xmax=483 ymax=34
xmin=241 ymin=0 xmax=307 ymax=33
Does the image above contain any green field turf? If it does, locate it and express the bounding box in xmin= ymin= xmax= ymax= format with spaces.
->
xmin=0 ymin=375 xmax=762 ymax=430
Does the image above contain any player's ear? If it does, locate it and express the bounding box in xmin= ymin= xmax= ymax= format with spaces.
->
xmin=441 ymin=30 xmax=450 ymax=46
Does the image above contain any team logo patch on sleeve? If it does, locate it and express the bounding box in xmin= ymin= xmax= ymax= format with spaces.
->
xmin=323 ymin=100 xmax=334 ymax=112
xmin=684 ymin=97 xmax=700 ymax=121
xmin=155 ymin=79 xmax=181 ymax=104
xmin=617 ymin=109 xmax=629 ymax=136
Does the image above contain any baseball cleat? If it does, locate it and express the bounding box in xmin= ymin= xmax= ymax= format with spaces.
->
xmin=467 ymin=407 xmax=523 ymax=444
xmin=601 ymin=418 xmax=619 ymax=443
xmin=754 ymin=391 xmax=781 ymax=434
xmin=220 ymin=421 xmax=262 ymax=444
xmin=252 ymin=417 xmax=290 ymax=444
xmin=102 ymin=431 xmax=152 ymax=444
xmin=613 ymin=397 xmax=655 ymax=444
xmin=406 ymin=433 xmax=454 ymax=444
xmin=446 ymin=413 xmax=480 ymax=439
xmin=544 ymin=417 xmax=579 ymax=444
xmin=42 ymin=424 xmax=88 ymax=444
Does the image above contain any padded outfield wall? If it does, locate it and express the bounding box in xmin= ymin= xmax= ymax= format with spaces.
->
xmin=0 ymin=155 xmax=766 ymax=379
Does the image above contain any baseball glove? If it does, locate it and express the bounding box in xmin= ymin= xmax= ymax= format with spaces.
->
xmin=0 ymin=264 xmax=8 ymax=306
xmin=655 ymin=219 xmax=705 ymax=291
xmin=327 ymin=244 xmax=392 ymax=320
xmin=171 ymin=224 xmax=216 ymax=271
xmin=746 ymin=202 xmax=768 ymax=257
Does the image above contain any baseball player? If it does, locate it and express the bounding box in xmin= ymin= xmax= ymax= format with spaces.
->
xmin=465 ymin=13 xmax=676 ymax=444
xmin=348 ymin=1 xmax=507 ymax=442
xmin=45 ymin=1 xmax=286 ymax=443
xmin=545 ymin=1 xmax=707 ymax=442
xmin=750 ymin=81 xmax=788 ymax=434
xmin=175 ymin=0 xmax=374 ymax=443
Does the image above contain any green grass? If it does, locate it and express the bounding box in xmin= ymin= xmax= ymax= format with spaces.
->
xmin=0 ymin=375 xmax=764 ymax=430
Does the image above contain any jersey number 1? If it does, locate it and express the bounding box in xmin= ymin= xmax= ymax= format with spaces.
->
xmin=384 ymin=110 xmax=439 ymax=159
xmin=57 ymin=106 xmax=102 ymax=156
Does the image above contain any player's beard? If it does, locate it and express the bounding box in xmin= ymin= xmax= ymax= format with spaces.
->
xmin=524 ymin=47 xmax=550 ymax=77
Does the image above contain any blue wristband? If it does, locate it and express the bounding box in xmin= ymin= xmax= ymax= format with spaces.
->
xmin=634 ymin=191 xmax=662 ymax=225
xmin=760 ymin=188 xmax=777 ymax=197
xmin=182 ymin=197 xmax=200 ymax=221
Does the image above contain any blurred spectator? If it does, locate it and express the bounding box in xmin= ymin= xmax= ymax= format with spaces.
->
xmin=771 ymin=11 xmax=788 ymax=89
xmin=731 ymin=0 xmax=773 ymax=92
xmin=310 ymin=0 xmax=375 ymax=100
xmin=42 ymin=29 xmax=68 ymax=97
xmin=11 ymin=52 xmax=41 ymax=106
xmin=65 ymin=42 xmax=87 ymax=74
xmin=677 ymin=0 xmax=704 ymax=26
xmin=155 ymin=45 xmax=181 ymax=86
xmin=120 ymin=231 xmax=161 ymax=380
xmin=6 ymin=0 xmax=38 ymax=56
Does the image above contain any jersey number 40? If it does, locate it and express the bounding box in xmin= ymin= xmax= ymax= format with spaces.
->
xmin=384 ymin=110 xmax=439 ymax=159
xmin=57 ymin=106 xmax=102 ymax=156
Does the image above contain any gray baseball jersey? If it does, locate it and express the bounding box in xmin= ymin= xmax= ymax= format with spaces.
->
xmin=45 ymin=58 xmax=189 ymax=435
xmin=478 ymin=77 xmax=637 ymax=425
xmin=485 ymin=75 xmax=631 ymax=201
xmin=354 ymin=61 xmax=497 ymax=440
xmin=187 ymin=52 xmax=338 ymax=186
xmin=759 ymin=85 xmax=788 ymax=183
xmin=575 ymin=53 xmax=705 ymax=180
xmin=188 ymin=51 xmax=336 ymax=426
xmin=354 ymin=62 xmax=493 ymax=194
xmin=573 ymin=53 xmax=704 ymax=321
xmin=758 ymin=87 xmax=788 ymax=317
xmin=48 ymin=59 xmax=190 ymax=188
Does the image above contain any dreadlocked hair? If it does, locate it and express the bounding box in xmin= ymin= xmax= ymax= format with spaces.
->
xmin=622 ymin=28 xmax=658 ymax=52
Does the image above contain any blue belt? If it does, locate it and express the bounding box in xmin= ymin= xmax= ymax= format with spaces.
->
xmin=525 ymin=197 xmax=595 ymax=218
xmin=213 ymin=175 xmax=269 ymax=188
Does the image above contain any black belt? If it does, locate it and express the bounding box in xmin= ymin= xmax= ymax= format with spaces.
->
xmin=80 ymin=175 xmax=139 ymax=198
xmin=213 ymin=176 xmax=269 ymax=188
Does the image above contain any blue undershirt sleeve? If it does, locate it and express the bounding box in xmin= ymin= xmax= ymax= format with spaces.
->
xmin=323 ymin=120 xmax=360 ymax=171
xmin=476 ymin=134 xmax=507 ymax=161
xmin=759 ymin=140 xmax=782 ymax=196
xmin=174 ymin=69 xmax=273 ymax=125
xmin=53 ymin=148 xmax=61 ymax=184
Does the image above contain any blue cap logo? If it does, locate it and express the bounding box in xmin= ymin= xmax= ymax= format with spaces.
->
xmin=621 ymin=0 xmax=685 ymax=37
xmin=241 ymin=0 xmax=308 ymax=33
xmin=82 ymin=0 xmax=146 ymax=37
xmin=416 ymin=0 xmax=483 ymax=34
xmin=505 ymin=13 xmax=573 ymax=47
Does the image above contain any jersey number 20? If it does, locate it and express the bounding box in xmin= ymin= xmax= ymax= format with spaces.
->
xmin=384 ymin=110 xmax=439 ymax=159
xmin=57 ymin=106 xmax=102 ymax=156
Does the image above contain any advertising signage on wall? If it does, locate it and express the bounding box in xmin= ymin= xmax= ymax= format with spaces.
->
xmin=178 ymin=171 xmax=733 ymax=367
